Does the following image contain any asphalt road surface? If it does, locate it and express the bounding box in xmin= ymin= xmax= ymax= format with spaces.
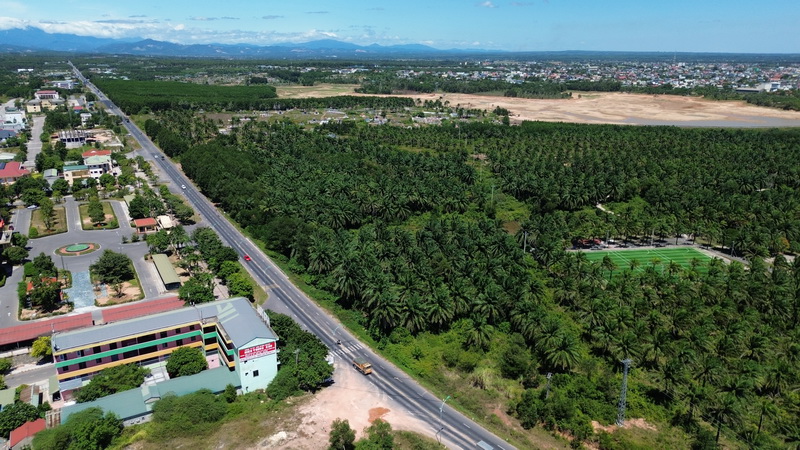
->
xmin=71 ymin=62 xmax=514 ymax=450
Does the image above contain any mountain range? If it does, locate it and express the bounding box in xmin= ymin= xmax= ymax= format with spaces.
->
xmin=0 ymin=27 xmax=481 ymax=58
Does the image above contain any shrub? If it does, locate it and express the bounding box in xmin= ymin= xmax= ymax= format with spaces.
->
xmin=151 ymin=390 xmax=226 ymax=439
xmin=23 ymin=262 xmax=36 ymax=278
xmin=266 ymin=369 xmax=300 ymax=401
xmin=28 ymin=228 xmax=39 ymax=238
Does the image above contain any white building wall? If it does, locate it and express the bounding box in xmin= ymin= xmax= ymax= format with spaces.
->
xmin=235 ymin=338 xmax=279 ymax=393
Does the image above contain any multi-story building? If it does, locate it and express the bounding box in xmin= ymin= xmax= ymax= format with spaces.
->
xmin=34 ymin=90 xmax=60 ymax=100
xmin=84 ymin=154 xmax=113 ymax=178
xmin=51 ymin=297 xmax=279 ymax=399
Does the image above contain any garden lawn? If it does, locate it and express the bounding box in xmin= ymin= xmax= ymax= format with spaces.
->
xmin=583 ymin=247 xmax=713 ymax=275
xmin=29 ymin=206 xmax=67 ymax=237
xmin=79 ymin=201 xmax=119 ymax=230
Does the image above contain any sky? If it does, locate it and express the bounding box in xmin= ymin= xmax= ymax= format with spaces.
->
xmin=0 ymin=0 xmax=797 ymax=53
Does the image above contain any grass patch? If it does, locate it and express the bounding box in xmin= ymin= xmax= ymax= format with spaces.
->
xmin=583 ymin=247 xmax=713 ymax=276
xmin=79 ymin=201 xmax=119 ymax=230
xmin=393 ymin=430 xmax=446 ymax=449
xmin=29 ymin=206 xmax=67 ymax=237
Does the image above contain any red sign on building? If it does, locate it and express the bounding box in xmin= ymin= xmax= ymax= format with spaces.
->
xmin=238 ymin=341 xmax=276 ymax=361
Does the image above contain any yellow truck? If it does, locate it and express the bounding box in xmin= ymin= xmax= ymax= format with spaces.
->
xmin=353 ymin=357 xmax=373 ymax=375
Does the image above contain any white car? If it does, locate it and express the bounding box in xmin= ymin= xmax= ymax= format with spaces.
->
xmin=181 ymin=185 xmax=186 ymax=189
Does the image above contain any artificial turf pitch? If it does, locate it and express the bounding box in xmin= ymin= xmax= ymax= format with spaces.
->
xmin=583 ymin=247 xmax=713 ymax=273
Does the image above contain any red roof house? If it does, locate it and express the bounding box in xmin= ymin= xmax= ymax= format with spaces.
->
xmin=9 ymin=418 xmax=46 ymax=449
xmin=0 ymin=161 xmax=30 ymax=185
xmin=81 ymin=149 xmax=112 ymax=158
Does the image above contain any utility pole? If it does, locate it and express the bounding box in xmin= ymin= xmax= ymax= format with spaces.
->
xmin=616 ymin=359 xmax=633 ymax=426
xmin=523 ymin=231 xmax=528 ymax=254
xmin=545 ymin=372 xmax=553 ymax=399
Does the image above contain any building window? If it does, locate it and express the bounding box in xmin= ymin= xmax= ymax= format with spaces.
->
xmin=160 ymin=332 xmax=168 ymax=339
xmin=176 ymin=339 xmax=183 ymax=345
xmin=96 ymin=358 xmax=102 ymax=364
xmin=110 ymin=342 xmax=117 ymax=350
xmin=78 ymin=362 xmax=86 ymax=370
xmin=253 ymin=370 xmax=259 ymax=377
xmin=93 ymin=346 xmax=101 ymax=354
xmin=111 ymin=354 xmax=118 ymax=361
xmin=76 ymin=350 xmax=83 ymax=357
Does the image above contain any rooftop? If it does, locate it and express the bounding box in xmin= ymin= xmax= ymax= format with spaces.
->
xmin=84 ymin=155 xmax=112 ymax=165
xmin=152 ymin=254 xmax=181 ymax=286
xmin=53 ymin=297 xmax=276 ymax=351
xmin=63 ymin=165 xmax=89 ymax=172
xmin=8 ymin=419 xmax=45 ymax=448
xmin=82 ymin=149 xmax=111 ymax=158
xmin=0 ymin=161 xmax=29 ymax=179
xmin=133 ymin=217 xmax=157 ymax=227
xmin=60 ymin=366 xmax=240 ymax=423
xmin=0 ymin=313 xmax=93 ymax=347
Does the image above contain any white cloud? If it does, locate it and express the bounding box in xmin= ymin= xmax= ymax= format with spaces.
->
xmin=0 ymin=16 xmax=28 ymax=30
xmin=479 ymin=1 xmax=496 ymax=8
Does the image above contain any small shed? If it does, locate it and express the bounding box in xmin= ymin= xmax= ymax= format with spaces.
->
xmin=152 ymin=253 xmax=181 ymax=290
xmin=133 ymin=217 xmax=158 ymax=234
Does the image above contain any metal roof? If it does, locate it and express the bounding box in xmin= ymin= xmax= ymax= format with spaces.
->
xmin=0 ymin=313 xmax=93 ymax=347
xmin=152 ymin=254 xmax=181 ymax=286
xmin=53 ymin=297 xmax=276 ymax=352
xmin=0 ymin=388 xmax=15 ymax=410
xmin=61 ymin=383 xmax=150 ymax=422
xmin=101 ymin=296 xmax=184 ymax=324
xmin=60 ymin=366 xmax=239 ymax=423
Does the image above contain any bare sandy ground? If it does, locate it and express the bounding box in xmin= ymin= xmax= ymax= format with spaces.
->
xmin=258 ymin=357 xmax=440 ymax=449
xmin=425 ymin=91 xmax=800 ymax=127
xmin=278 ymin=84 xmax=800 ymax=127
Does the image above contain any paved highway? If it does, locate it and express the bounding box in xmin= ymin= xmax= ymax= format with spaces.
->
xmin=70 ymin=62 xmax=514 ymax=450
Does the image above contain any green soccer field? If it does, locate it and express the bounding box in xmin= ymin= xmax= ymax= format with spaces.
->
xmin=583 ymin=247 xmax=714 ymax=274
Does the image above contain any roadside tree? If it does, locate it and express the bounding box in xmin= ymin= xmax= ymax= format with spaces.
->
xmin=127 ymin=195 xmax=149 ymax=219
xmin=146 ymin=230 xmax=170 ymax=254
xmin=178 ymin=278 xmax=214 ymax=304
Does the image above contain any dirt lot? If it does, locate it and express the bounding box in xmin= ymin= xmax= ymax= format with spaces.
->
xmin=277 ymin=84 xmax=800 ymax=127
xmin=261 ymin=356 xmax=439 ymax=449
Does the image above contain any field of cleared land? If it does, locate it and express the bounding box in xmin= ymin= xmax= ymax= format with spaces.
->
xmin=276 ymin=84 xmax=800 ymax=127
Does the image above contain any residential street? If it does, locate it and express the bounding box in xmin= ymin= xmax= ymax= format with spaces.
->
xmin=24 ymin=115 xmax=45 ymax=170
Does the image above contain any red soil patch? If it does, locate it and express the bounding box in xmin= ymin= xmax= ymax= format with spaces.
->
xmin=368 ymin=407 xmax=390 ymax=423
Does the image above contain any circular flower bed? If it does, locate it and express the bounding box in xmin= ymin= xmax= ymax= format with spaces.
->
xmin=56 ymin=243 xmax=99 ymax=256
